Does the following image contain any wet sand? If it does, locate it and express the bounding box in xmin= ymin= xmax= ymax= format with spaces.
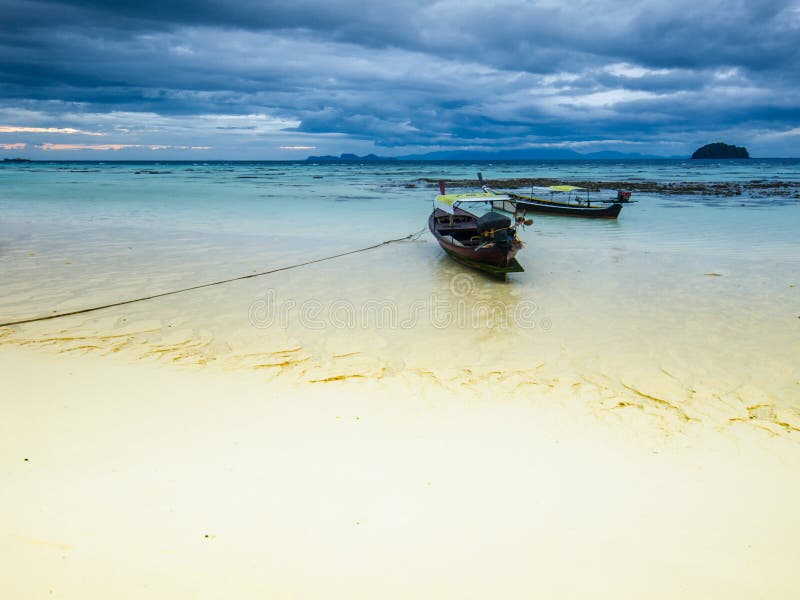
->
xmin=2 ymin=227 xmax=797 ymax=436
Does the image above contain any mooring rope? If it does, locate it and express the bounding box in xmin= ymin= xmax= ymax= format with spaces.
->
xmin=0 ymin=228 xmax=427 ymax=328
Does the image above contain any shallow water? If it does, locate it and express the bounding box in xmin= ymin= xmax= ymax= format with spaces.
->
xmin=1 ymin=160 xmax=798 ymax=435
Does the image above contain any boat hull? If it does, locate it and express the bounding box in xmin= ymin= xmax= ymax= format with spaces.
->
xmin=494 ymin=194 xmax=622 ymax=218
xmin=428 ymin=210 xmax=523 ymax=276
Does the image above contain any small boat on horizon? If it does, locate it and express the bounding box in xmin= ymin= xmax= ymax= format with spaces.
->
xmin=429 ymin=181 xmax=528 ymax=277
xmin=478 ymin=172 xmax=628 ymax=219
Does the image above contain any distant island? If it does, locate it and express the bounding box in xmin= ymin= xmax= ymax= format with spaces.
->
xmin=306 ymin=149 xmax=681 ymax=162
xmin=691 ymin=143 xmax=749 ymax=159
xmin=395 ymin=148 xmax=675 ymax=160
xmin=3 ymin=157 xmax=33 ymax=162
xmin=305 ymin=153 xmax=394 ymax=162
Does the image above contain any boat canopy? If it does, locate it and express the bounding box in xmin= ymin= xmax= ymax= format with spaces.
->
xmin=435 ymin=192 xmax=510 ymax=214
xmin=549 ymin=185 xmax=585 ymax=192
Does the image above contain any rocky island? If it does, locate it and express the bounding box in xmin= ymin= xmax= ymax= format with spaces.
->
xmin=691 ymin=142 xmax=750 ymax=159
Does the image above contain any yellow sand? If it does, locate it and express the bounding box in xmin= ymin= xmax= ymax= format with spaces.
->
xmin=2 ymin=345 xmax=799 ymax=599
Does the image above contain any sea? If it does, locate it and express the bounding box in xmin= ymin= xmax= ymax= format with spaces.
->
xmin=1 ymin=159 xmax=798 ymax=434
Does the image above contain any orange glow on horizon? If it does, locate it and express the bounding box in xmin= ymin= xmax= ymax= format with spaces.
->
xmin=37 ymin=143 xmax=213 ymax=151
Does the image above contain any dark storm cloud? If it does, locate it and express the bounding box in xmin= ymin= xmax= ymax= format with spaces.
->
xmin=6 ymin=0 xmax=797 ymax=71
xmin=1 ymin=0 xmax=799 ymax=157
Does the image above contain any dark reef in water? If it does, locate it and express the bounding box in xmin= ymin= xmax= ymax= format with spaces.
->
xmin=419 ymin=177 xmax=800 ymax=198
xmin=691 ymin=143 xmax=750 ymax=159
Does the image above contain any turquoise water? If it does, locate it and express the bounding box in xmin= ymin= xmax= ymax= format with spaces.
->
xmin=2 ymin=159 xmax=798 ymax=259
xmin=1 ymin=159 xmax=798 ymax=432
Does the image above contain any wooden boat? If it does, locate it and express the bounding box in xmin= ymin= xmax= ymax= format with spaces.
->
xmin=495 ymin=191 xmax=622 ymax=218
xmin=429 ymin=182 xmax=525 ymax=276
xmin=478 ymin=173 xmax=625 ymax=219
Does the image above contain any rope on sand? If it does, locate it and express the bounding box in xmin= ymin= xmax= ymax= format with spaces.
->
xmin=0 ymin=228 xmax=427 ymax=328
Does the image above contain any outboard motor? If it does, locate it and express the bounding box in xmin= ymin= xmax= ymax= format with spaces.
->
xmin=476 ymin=211 xmax=513 ymax=245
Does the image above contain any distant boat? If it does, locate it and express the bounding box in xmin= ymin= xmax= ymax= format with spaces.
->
xmin=478 ymin=173 xmax=627 ymax=218
xmin=429 ymin=181 xmax=526 ymax=276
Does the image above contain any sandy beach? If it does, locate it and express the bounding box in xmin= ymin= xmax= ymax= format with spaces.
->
xmin=2 ymin=344 xmax=800 ymax=599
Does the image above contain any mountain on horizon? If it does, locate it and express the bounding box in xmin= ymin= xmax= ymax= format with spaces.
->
xmin=304 ymin=149 xmax=682 ymax=161
xmin=305 ymin=153 xmax=392 ymax=162
xmin=396 ymin=148 xmax=681 ymax=160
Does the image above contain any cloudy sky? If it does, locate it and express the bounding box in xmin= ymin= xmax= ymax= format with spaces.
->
xmin=1 ymin=0 xmax=799 ymax=158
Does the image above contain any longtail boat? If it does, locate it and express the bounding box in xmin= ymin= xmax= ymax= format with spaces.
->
xmin=429 ymin=181 xmax=528 ymax=277
xmin=478 ymin=173 xmax=626 ymax=219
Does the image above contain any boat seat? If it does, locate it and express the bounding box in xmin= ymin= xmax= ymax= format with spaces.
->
xmin=437 ymin=222 xmax=477 ymax=235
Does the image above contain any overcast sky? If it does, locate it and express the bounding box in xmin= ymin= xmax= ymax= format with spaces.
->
xmin=1 ymin=0 xmax=799 ymax=158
